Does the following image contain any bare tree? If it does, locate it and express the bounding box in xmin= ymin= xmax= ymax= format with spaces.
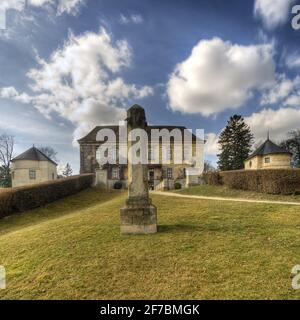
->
xmin=0 ymin=134 xmax=15 ymax=187
xmin=280 ymin=130 xmax=300 ymax=168
xmin=39 ymin=146 xmax=58 ymax=162
xmin=62 ymin=163 xmax=73 ymax=177
xmin=204 ymin=160 xmax=216 ymax=173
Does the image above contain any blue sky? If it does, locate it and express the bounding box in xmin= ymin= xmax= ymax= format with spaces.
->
xmin=0 ymin=0 xmax=300 ymax=172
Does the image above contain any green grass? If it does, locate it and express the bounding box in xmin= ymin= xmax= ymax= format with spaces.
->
xmin=174 ymin=184 xmax=300 ymax=202
xmin=1 ymin=187 xmax=300 ymax=299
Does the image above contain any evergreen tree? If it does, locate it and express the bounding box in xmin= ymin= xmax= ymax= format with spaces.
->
xmin=217 ymin=115 xmax=254 ymax=171
xmin=62 ymin=163 xmax=73 ymax=177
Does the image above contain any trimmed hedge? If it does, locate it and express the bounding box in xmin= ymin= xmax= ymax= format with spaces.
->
xmin=203 ymin=172 xmax=222 ymax=186
xmin=0 ymin=174 xmax=94 ymax=219
xmin=203 ymin=169 xmax=300 ymax=195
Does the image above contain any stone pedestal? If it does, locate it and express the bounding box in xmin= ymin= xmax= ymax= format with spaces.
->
xmin=120 ymin=104 xmax=157 ymax=234
xmin=120 ymin=197 xmax=157 ymax=234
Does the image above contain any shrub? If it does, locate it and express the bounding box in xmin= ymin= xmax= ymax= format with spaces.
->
xmin=202 ymin=172 xmax=222 ymax=186
xmin=174 ymin=182 xmax=182 ymax=190
xmin=113 ymin=181 xmax=123 ymax=189
xmin=220 ymin=169 xmax=300 ymax=195
xmin=203 ymin=169 xmax=300 ymax=195
xmin=0 ymin=174 xmax=94 ymax=219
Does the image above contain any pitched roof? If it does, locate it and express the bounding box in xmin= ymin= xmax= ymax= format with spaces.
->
xmin=247 ymin=139 xmax=292 ymax=160
xmin=11 ymin=147 xmax=57 ymax=165
xmin=78 ymin=125 xmax=203 ymax=144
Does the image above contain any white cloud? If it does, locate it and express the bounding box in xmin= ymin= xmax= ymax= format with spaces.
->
xmin=56 ymin=0 xmax=85 ymax=15
xmin=0 ymin=0 xmax=24 ymax=29
xmin=254 ymin=0 xmax=297 ymax=29
xmin=0 ymin=87 xmax=32 ymax=103
xmin=261 ymin=74 xmax=300 ymax=106
xmin=28 ymin=0 xmax=52 ymax=6
xmin=245 ymin=107 xmax=300 ymax=143
xmin=29 ymin=0 xmax=85 ymax=15
xmin=205 ymin=132 xmax=219 ymax=156
xmin=167 ymin=37 xmax=275 ymax=116
xmin=0 ymin=28 xmax=153 ymax=143
xmin=286 ymin=53 xmax=300 ymax=68
xmin=0 ymin=0 xmax=85 ymax=31
xmin=119 ymin=14 xmax=143 ymax=25
xmin=0 ymin=0 xmax=24 ymax=11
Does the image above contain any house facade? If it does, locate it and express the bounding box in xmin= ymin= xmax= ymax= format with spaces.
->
xmin=244 ymin=138 xmax=292 ymax=170
xmin=78 ymin=124 xmax=204 ymax=190
xmin=11 ymin=147 xmax=58 ymax=188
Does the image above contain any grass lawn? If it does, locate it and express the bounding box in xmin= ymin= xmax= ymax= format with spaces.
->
xmin=1 ymin=187 xmax=300 ymax=299
xmin=174 ymin=184 xmax=300 ymax=203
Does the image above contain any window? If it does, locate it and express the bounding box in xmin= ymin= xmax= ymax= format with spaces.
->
xmin=29 ymin=169 xmax=36 ymax=180
xmin=264 ymin=157 xmax=270 ymax=164
xmin=52 ymin=173 xmax=55 ymax=180
xmin=11 ymin=171 xmax=15 ymax=180
xmin=249 ymin=161 xmax=252 ymax=168
xmin=112 ymin=167 xmax=120 ymax=180
xmin=167 ymin=168 xmax=173 ymax=179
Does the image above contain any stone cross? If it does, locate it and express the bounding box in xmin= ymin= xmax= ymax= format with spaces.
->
xmin=120 ymin=104 xmax=157 ymax=234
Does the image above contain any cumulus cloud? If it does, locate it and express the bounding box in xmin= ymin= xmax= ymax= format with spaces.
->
xmin=245 ymin=107 xmax=300 ymax=143
xmin=167 ymin=37 xmax=275 ymax=116
xmin=254 ymin=0 xmax=297 ymax=29
xmin=119 ymin=14 xmax=143 ymax=25
xmin=0 ymin=28 xmax=153 ymax=143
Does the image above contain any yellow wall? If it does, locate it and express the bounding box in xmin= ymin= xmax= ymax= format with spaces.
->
xmin=244 ymin=153 xmax=291 ymax=170
xmin=11 ymin=160 xmax=57 ymax=188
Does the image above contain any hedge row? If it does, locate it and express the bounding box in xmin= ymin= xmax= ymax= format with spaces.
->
xmin=203 ymin=169 xmax=300 ymax=195
xmin=0 ymin=174 xmax=94 ymax=219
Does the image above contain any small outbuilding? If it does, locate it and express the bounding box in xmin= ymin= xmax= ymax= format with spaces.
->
xmin=11 ymin=146 xmax=58 ymax=188
xmin=244 ymin=137 xmax=292 ymax=170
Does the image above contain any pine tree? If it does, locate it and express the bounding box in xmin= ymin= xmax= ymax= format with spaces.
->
xmin=217 ymin=115 xmax=254 ymax=171
xmin=62 ymin=163 xmax=73 ymax=177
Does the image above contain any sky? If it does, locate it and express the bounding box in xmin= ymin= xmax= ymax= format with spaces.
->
xmin=0 ymin=0 xmax=300 ymax=172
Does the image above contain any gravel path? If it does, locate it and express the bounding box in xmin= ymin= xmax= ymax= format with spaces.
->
xmin=152 ymin=191 xmax=300 ymax=206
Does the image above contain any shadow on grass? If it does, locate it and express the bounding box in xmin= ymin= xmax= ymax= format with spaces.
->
xmin=158 ymin=224 xmax=201 ymax=233
xmin=0 ymin=188 xmax=124 ymax=236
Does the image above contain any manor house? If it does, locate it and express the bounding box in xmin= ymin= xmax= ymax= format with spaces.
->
xmin=78 ymin=106 xmax=205 ymax=190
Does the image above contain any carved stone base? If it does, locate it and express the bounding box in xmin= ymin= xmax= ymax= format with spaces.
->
xmin=120 ymin=196 xmax=157 ymax=234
